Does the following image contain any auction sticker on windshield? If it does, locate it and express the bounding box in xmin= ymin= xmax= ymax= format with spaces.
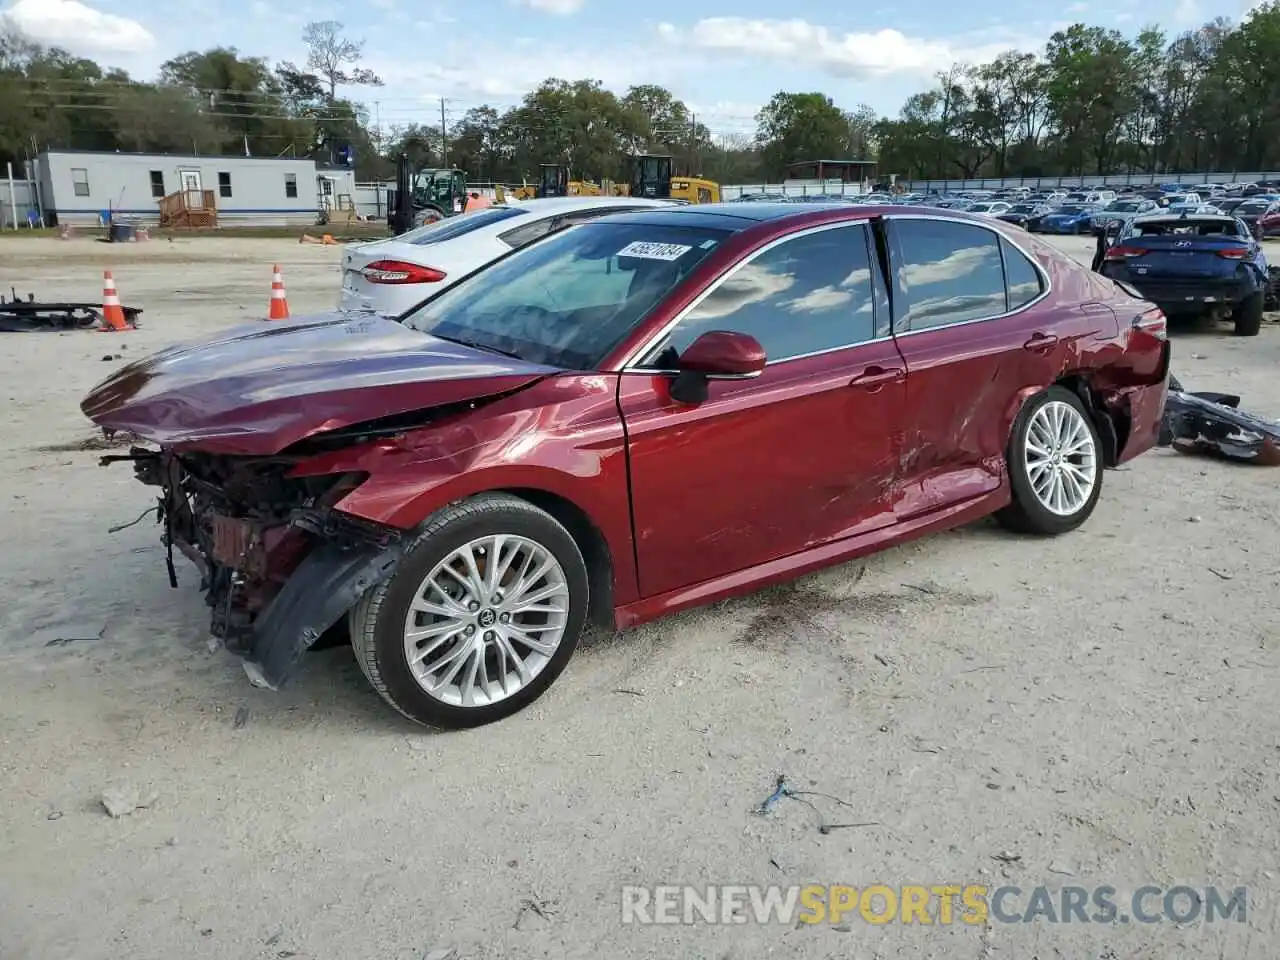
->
xmin=617 ymin=241 xmax=693 ymax=261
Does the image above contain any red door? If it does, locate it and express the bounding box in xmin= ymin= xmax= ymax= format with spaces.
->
xmin=618 ymin=347 xmax=906 ymax=598
xmin=617 ymin=220 xmax=906 ymax=600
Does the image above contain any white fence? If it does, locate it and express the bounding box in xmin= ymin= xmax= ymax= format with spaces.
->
xmin=899 ymin=170 xmax=1280 ymax=192
xmin=0 ymin=178 xmax=41 ymax=228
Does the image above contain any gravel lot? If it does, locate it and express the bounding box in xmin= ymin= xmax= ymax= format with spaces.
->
xmin=1 ymin=232 xmax=1278 ymax=960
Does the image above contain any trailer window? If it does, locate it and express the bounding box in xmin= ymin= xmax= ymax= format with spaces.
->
xmin=72 ymin=168 xmax=90 ymax=197
xmin=284 ymin=174 xmax=298 ymax=198
xmin=149 ymin=171 xmax=165 ymax=199
xmin=218 ymin=172 xmax=232 ymax=198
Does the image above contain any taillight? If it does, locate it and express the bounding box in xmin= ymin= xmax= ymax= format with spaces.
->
xmin=1105 ymin=244 xmax=1148 ymax=260
xmin=1216 ymin=247 xmax=1250 ymax=259
xmin=360 ymin=260 xmax=447 ymax=284
xmin=1132 ymin=307 xmax=1167 ymax=339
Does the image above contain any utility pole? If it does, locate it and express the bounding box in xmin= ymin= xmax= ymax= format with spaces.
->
xmin=440 ymin=98 xmax=448 ymax=166
xmin=690 ymin=113 xmax=698 ymax=175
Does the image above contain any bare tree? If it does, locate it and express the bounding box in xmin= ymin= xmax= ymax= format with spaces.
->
xmin=302 ymin=20 xmax=383 ymax=101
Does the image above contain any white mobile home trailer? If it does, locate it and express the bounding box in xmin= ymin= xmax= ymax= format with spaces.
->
xmin=34 ymin=151 xmax=328 ymax=227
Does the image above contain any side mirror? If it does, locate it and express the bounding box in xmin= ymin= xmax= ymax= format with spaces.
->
xmin=669 ymin=330 xmax=766 ymax=405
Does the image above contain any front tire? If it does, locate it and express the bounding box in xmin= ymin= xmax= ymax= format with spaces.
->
xmin=350 ymin=493 xmax=589 ymax=728
xmin=1233 ymin=291 xmax=1263 ymax=336
xmin=996 ymin=386 xmax=1104 ymax=536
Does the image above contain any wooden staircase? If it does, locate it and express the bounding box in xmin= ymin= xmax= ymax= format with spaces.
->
xmin=159 ymin=189 xmax=218 ymax=228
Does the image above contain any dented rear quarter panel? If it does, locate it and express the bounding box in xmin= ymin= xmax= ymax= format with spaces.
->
xmin=288 ymin=372 xmax=641 ymax=604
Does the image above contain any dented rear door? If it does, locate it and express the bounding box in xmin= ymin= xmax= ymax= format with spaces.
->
xmin=882 ymin=216 xmax=1093 ymax=521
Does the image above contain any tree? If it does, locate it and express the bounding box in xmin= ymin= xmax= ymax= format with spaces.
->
xmin=755 ymin=92 xmax=848 ymax=177
xmin=7 ymin=12 xmax=1280 ymax=187
xmin=302 ymin=21 xmax=382 ymax=102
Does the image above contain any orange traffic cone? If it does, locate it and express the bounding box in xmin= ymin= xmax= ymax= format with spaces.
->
xmin=100 ymin=270 xmax=129 ymax=331
xmin=268 ymin=264 xmax=290 ymax=320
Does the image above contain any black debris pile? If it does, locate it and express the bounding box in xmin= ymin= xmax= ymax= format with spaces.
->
xmin=0 ymin=288 xmax=142 ymax=333
xmin=1160 ymin=375 xmax=1280 ymax=465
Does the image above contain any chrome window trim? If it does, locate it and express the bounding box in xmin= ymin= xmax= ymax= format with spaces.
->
xmin=882 ymin=213 xmax=1053 ymax=338
xmin=618 ymin=218 xmax=876 ymax=373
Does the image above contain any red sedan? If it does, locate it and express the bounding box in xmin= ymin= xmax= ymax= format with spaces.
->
xmin=82 ymin=203 xmax=1170 ymax=727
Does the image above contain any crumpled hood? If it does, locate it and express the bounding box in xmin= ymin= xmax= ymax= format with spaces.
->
xmin=81 ymin=311 xmax=559 ymax=455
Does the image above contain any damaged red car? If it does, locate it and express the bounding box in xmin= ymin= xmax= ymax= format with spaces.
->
xmin=82 ymin=204 xmax=1170 ymax=727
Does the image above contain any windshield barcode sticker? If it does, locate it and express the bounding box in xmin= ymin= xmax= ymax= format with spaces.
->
xmin=617 ymin=241 xmax=693 ymax=261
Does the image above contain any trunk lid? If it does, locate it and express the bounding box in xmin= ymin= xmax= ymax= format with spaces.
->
xmin=1112 ymin=235 xmax=1249 ymax=279
xmin=81 ymin=312 xmax=558 ymax=455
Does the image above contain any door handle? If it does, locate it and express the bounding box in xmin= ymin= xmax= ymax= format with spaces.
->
xmin=1023 ymin=332 xmax=1059 ymax=352
xmin=849 ymin=365 xmax=905 ymax=390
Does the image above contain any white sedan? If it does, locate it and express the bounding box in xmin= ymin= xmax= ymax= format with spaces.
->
xmin=967 ymin=201 xmax=1013 ymax=216
xmin=340 ymin=196 xmax=676 ymax=316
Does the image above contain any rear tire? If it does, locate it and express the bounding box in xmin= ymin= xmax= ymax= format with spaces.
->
xmin=996 ymin=387 xmax=1104 ymax=536
xmin=350 ymin=493 xmax=589 ymax=728
xmin=1232 ymin=291 xmax=1263 ymax=337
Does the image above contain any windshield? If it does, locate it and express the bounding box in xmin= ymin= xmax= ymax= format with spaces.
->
xmin=1106 ymin=201 xmax=1143 ymax=212
xmin=969 ymin=203 xmax=993 ymax=212
xmin=1057 ymin=205 xmax=1089 ymax=214
xmin=1239 ymin=202 xmax=1271 ymax=214
xmin=1009 ymin=204 xmax=1039 ymax=214
xmin=401 ymin=220 xmax=729 ymax=369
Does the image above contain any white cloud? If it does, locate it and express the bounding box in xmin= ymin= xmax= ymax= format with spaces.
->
xmin=513 ymin=0 xmax=584 ymax=13
xmin=661 ymin=17 xmax=1049 ymax=78
xmin=369 ymin=37 xmax=692 ymax=102
xmin=0 ymin=0 xmax=154 ymax=55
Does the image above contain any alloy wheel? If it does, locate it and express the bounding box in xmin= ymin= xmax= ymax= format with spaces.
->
xmin=1024 ymin=400 xmax=1098 ymax=516
xmin=401 ymin=535 xmax=570 ymax=708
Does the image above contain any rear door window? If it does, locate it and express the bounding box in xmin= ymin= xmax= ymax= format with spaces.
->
xmin=889 ymin=219 xmax=1007 ymax=331
xmin=1001 ymin=238 xmax=1044 ymax=311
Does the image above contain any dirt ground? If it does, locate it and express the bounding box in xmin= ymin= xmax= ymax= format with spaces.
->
xmin=1 ymin=232 xmax=1278 ymax=960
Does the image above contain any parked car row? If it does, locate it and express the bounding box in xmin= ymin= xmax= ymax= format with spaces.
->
xmin=82 ymin=198 xmax=1172 ymax=728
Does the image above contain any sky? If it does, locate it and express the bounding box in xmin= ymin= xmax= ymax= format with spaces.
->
xmin=0 ymin=0 xmax=1267 ymax=140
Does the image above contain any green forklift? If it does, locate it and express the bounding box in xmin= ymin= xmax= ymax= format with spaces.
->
xmin=388 ymin=154 xmax=469 ymax=234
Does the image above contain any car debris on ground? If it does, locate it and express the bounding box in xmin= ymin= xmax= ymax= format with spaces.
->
xmin=0 ymin=288 xmax=142 ymax=333
xmin=1160 ymin=374 xmax=1280 ymax=465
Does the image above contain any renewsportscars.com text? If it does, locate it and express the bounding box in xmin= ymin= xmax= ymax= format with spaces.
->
xmin=621 ymin=884 xmax=1247 ymax=926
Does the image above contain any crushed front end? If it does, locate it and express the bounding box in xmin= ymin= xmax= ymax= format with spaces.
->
xmin=106 ymin=446 xmax=405 ymax=688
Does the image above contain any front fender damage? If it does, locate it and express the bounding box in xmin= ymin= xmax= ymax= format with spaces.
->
xmin=242 ymin=539 xmax=405 ymax=689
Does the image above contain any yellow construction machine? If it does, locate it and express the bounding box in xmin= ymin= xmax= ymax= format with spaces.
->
xmin=671 ymin=177 xmax=721 ymax=203
xmin=508 ymin=157 xmax=720 ymax=203
xmin=510 ymin=164 xmax=605 ymax=199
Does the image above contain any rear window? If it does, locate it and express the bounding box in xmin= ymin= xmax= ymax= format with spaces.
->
xmin=1129 ymin=218 xmax=1243 ymax=237
xmin=400 ymin=206 xmax=527 ymax=245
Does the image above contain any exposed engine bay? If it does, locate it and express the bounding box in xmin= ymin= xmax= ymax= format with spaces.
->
xmin=103 ymin=445 xmax=405 ymax=687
